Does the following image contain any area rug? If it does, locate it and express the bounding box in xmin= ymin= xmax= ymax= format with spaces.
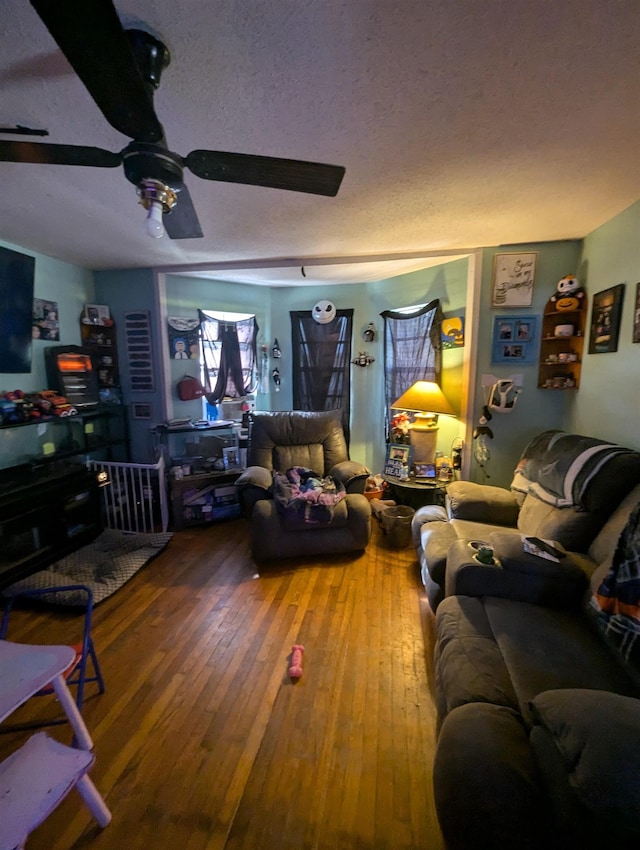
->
xmin=4 ymin=529 xmax=173 ymax=606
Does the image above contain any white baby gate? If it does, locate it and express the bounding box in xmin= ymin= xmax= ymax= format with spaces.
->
xmin=88 ymin=456 xmax=169 ymax=533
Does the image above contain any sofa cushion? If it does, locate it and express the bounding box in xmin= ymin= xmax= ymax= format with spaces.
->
xmin=435 ymin=703 xmax=549 ymax=850
xmin=435 ymin=596 xmax=519 ymax=720
xmin=446 ymin=481 xmax=519 ymax=525
xmin=490 ymin=531 xmax=566 ymax=569
xmin=248 ymin=410 xmax=350 ymax=474
xmin=483 ymin=597 xmax=640 ymax=725
xmin=516 ymin=495 xmax=595 ymax=552
xmin=529 ymin=689 xmax=640 ymax=841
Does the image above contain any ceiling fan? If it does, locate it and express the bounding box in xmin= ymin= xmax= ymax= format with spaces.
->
xmin=0 ymin=0 xmax=346 ymax=240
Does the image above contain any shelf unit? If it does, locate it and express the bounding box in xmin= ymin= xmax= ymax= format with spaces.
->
xmin=0 ymin=463 xmax=102 ymax=591
xmin=0 ymin=406 xmax=129 ymax=471
xmin=152 ymin=421 xmax=243 ymax=528
xmin=537 ymin=306 xmax=586 ymax=389
xmin=80 ymin=316 xmax=119 ymax=388
xmin=169 ymin=470 xmax=242 ymax=530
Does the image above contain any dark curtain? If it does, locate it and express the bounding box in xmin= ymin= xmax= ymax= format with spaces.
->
xmin=199 ymin=311 xmax=258 ymax=403
xmin=381 ymin=299 xmax=444 ymax=436
xmin=290 ymin=309 xmax=353 ymax=440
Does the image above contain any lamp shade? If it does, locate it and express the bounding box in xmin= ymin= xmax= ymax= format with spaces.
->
xmin=391 ymin=381 xmax=455 ymax=416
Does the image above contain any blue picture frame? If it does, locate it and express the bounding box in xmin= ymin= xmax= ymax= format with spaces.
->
xmin=491 ymin=315 xmax=538 ymax=364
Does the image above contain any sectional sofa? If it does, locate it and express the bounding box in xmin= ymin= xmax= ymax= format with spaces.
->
xmin=413 ymin=430 xmax=640 ymax=849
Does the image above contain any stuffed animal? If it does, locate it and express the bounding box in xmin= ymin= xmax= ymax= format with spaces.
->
xmin=550 ymin=274 xmax=585 ymax=312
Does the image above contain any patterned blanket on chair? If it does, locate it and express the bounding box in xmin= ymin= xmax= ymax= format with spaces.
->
xmin=589 ymin=501 xmax=640 ymax=676
xmin=273 ymin=466 xmax=346 ymax=525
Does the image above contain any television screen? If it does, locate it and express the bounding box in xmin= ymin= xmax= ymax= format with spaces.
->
xmin=0 ymin=245 xmax=35 ymax=373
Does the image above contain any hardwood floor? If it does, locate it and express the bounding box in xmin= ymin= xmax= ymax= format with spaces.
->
xmin=0 ymin=518 xmax=444 ymax=850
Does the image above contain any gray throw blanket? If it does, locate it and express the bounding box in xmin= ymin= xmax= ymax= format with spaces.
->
xmin=272 ymin=466 xmax=346 ymax=525
xmin=511 ymin=430 xmax=636 ymax=509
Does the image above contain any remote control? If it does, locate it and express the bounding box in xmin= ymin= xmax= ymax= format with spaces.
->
xmin=525 ymin=537 xmax=565 ymax=559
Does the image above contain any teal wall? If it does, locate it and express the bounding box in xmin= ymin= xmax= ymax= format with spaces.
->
xmin=3 ymin=201 xmax=638 ymax=477
xmin=161 ymin=258 xmax=469 ymax=471
xmin=568 ymin=200 xmax=640 ymax=445
xmin=470 ymin=240 xmax=583 ymax=486
xmin=0 ymin=238 xmax=94 ymax=392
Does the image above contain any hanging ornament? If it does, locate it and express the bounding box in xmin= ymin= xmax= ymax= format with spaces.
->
xmin=272 ymin=366 xmax=281 ymax=391
xmin=271 ymin=338 xmax=281 ymax=358
xmin=351 ymin=352 xmax=375 ymax=367
xmin=362 ymin=322 xmax=376 ymax=342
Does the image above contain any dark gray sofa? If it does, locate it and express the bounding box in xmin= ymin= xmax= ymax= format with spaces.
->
xmin=414 ymin=429 xmax=640 ymax=609
xmin=427 ymin=433 xmax=640 ymax=849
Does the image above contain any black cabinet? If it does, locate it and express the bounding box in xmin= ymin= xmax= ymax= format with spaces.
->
xmin=0 ymin=406 xmax=129 ymax=469
xmin=0 ymin=463 xmax=102 ymax=591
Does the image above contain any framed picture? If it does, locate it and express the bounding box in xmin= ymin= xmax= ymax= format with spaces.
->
xmin=414 ymin=462 xmax=436 ymax=480
xmin=32 ymin=297 xmax=60 ymax=341
xmin=491 ymin=315 xmax=538 ymax=364
xmin=441 ymin=316 xmax=465 ymax=349
xmin=222 ymin=446 xmax=240 ymax=469
xmin=83 ymin=303 xmax=110 ymax=325
xmin=588 ymin=284 xmax=625 ymax=354
xmin=633 ymin=282 xmax=640 ymax=344
xmin=384 ymin=443 xmax=413 ymax=477
xmin=491 ymin=252 xmax=537 ymax=307
xmin=132 ymin=403 xmax=152 ymax=419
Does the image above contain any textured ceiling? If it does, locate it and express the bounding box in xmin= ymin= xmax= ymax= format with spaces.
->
xmin=1 ymin=0 xmax=639 ymax=286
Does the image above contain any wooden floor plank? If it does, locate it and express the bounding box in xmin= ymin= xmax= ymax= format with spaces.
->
xmin=0 ymin=518 xmax=444 ymax=850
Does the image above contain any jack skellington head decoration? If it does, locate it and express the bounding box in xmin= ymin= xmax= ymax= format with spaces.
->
xmin=312 ymin=300 xmax=336 ymax=324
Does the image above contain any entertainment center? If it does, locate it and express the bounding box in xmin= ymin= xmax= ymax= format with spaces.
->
xmin=0 ymin=461 xmax=101 ymax=592
xmin=0 ymin=406 xmax=129 ymax=591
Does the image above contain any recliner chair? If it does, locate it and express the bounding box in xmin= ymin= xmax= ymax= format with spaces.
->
xmin=236 ymin=410 xmax=372 ymax=561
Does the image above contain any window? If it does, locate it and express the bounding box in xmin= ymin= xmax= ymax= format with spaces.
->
xmin=199 ymin=310 xmax=258 ymax=402
xmin=290 ymin=309 xmax=353 ymax=439
xmin=381 ymin=299 xmax=443 ymax=437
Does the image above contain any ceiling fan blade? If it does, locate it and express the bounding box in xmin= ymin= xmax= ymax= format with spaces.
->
xmin=30 ymin=0 xmax=164 ymax=142
xmin=163 ymin=184 xmax=204 ymax=240
xmin=0 ymin=140 xmax=121 ymax=167
xmin=184 ymin=150 xmax=345 ymax=197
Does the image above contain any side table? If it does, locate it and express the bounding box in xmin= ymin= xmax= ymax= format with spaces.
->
xmin=381 ymin=474 xmax=447 ymax=510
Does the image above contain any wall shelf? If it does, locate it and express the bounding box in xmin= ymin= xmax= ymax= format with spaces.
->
xmin=0 ymin=406 xmax=129 ymax=471
xmin=537 ymin=306 xmax=586 ymax=390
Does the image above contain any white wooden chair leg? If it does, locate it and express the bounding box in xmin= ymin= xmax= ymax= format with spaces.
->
xmin=50 ymin=674 xmax=93 ymax=750
xmin=75 ymin=774 xmax=112 ymax=827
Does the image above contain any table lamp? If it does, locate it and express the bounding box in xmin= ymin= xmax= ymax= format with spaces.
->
xmin=391 ymin=380 xmax=455 ymax=464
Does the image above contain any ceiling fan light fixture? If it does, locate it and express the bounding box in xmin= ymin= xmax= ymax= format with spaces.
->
xmin=137 ymin=178 xmax=177 ymax=239
xmin=145 ymin=199 xmax=164 ymax=239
